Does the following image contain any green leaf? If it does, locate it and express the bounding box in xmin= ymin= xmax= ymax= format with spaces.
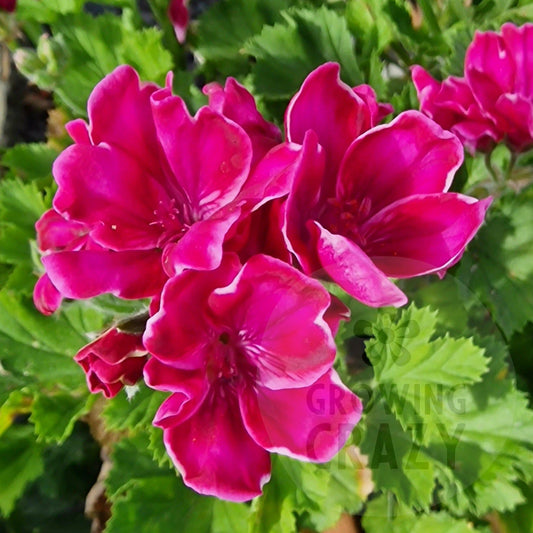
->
xmin=362 ymin=494 xmax=474 ymax=533
xmin=0 ymin=424 xmax=44 ymax=517
xmin=0 ymin=178 xmax=48 ymax=234
xmin=361 ymin=306 xmax=533 ymax=514
xmin=30 ymin=392 xmax=93 ymax=444
xmin=18 ymin=12 xmax=173 ymax=116
xmin=1 ymin=143 xmax=57 ymax=182
xmin=15 ymin=0 xmax=84 ymax=24
xmin=245 ymin=6 xmax=363 ymax=100
xmin=106 ymin=434 xmax=249 ymax=533
xmin=366 ymin=305 xmax=489 ymax=444
xmin=197 ymin=0 xmax=297 ymax=75
xmin=456 ymin=189 xmax=533 ymax=338
xmin=103 ymin=384 xmax=167 ymax=433
xmin=346 ymin=0 xmax=394 ymax=56
xmin=0 ymin=291 xmax=101 ymax=392
xmin=250 ymin=453 xmax=363 ymax=533
xmin=360 ymin=401 xmax=436 ymax=509
xmin=500 ymin=483 xmax=533 ymax=533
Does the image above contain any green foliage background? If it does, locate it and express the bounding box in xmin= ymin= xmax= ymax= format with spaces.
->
xmin=1 ymin=0 xmax=533 ymax=531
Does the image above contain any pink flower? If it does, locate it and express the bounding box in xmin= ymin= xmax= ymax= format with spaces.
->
xmin=168 ymin=0 xmax=189 ymax=44
xmin=143 ymin=254 xmax=362 ymax=501
xmin=283 ymin=63 xmax=491 ymax=307
xmin=40 ymin=65 xmax=300 ymax=304
xmin=411 ymin=66 xmax=501 ymax=154
xmin=75 ymin=328 xmax=148 ymax=398
xmin=0 ymin=0 xmax=15 ymax=12
xmin=413 ymin=23 xmax=533 ymax=153
xmin=465 ymin=23 xmax=533 ymax=152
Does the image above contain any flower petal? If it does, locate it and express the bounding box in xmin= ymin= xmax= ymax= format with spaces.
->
xmin=240 ymin=370 xmax=362 ymax=462
xmin=35 ymin=209 xmax=88 ymax=252
xmin=285 ymin=63 xmax=371 ymax=179
xmin=311 ymin=221 xmax=407 ymax=308
xmin=151 ymin=92 xmax=252 ymax=219
xmin=204 ymin=78 xmax=281 ymax=167
xmin=337 ymin=111 xmax=463 ymax=219
xmin=163 ymin=389 xmax=271 ymax=502
xmin=162 ymin=207 xmax=242 ymax=276
xmin=282 ymin=131 xmax=326 ymax=273
xmin=52 ymin=144 xmax=168 ymax=251
xmin=86 ymin=65 xmax=162 ymax=174
xmin=362 ymin=194 xmax=492 ymax=278
xmin=42 ymin=249 xmax=166 ymax=300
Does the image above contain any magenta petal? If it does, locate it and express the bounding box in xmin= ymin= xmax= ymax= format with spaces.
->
xmin=236 ymin=142 xmax=303 ymax=212
xmin=42 ymin=249 xmax=166 ymax=300
xmin=163 ymin=390 xmax=271 ymax=502
xmin=282 ymin=132 xmax=326 ymax=273
xmin=362 ymin=194 xmax=493 ymax=278
xmin=151 ymin=94 xmax=252 ymax=218
xmin=323 ymin=295 xmax=350 ymax=336
xmin=466 ymin=29 xmax=515 ymax=105
xmin=286 ymin=63 xmax=371 ymax=176
xmin=33 ymin=274 xmax=63 ymax=315
xmin=152 ymin=388 xmax=205 ymax=429
xmin=208 ymin=255 xmax=336 ymax=389
xmin=240 ymin=370 xmax=362 ymax=462
xmin=500 ymin=23 xmax=533 ymax=97
xmin=65 ymin=119 xmax=91 ymax=145
xmin=352 ymin=84 xmax=393 ymax=125
xmin=203 ymin=78 xmax=281 ymax=167
xmin=337 ymin=111 xmax=463 ymax=218
xmin=86 ymin=65 xmax=162 ymax=174
xmin=35 ymin=209 xmax=88 ymax=252
xmin=494 ymin=93 xmax=533 ymax=150
xmin=52 ymin=144 xmax=168 ymax=251
xmin=312 ymin=222 xmax=407 ymax=308
xmin=144 ymin=358 xmax=207 ymax=395
xmin=162 ymin=208 xmax=242 ymax=276
xmin=168 ymin=0 xmax=189 ymax=44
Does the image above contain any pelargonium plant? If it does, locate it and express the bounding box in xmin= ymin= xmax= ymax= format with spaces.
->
xmin=4 ymin=3 xmax=533 ymax=532
xmin=33 ymin=59 xmax=489 ymax=501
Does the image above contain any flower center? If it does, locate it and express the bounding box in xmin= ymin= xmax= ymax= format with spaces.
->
xmin=321 ymin=196 xmax=372 ymax=248
xmin=206 ymin=330 xmax=256 ymax=388
xmin=152 ymin=199 xmax=189 ymax=246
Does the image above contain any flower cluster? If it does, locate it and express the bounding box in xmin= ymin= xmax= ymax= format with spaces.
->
xmin=34 ymin=61 xmax=489 ymax=500
xmin=412 ymin=23 xmax=533 ymax=154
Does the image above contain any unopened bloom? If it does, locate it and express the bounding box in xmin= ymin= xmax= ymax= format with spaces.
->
xmin=168 ymin=0 xmax=189 ymax=44
xmin=413 ymin=23 xmax=533 ymax=153
xmin=0 ymin=0 xmax=15 ymax=12
xmin=284 ymin=63 xmax=491 ymax=307
xmin=75 ymin=328 xmax=148 ymax=398
xmin=143 ymin=254 xmax=362 ymax=501
xmin=39 ymin=65 xmax=299 ymax=305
